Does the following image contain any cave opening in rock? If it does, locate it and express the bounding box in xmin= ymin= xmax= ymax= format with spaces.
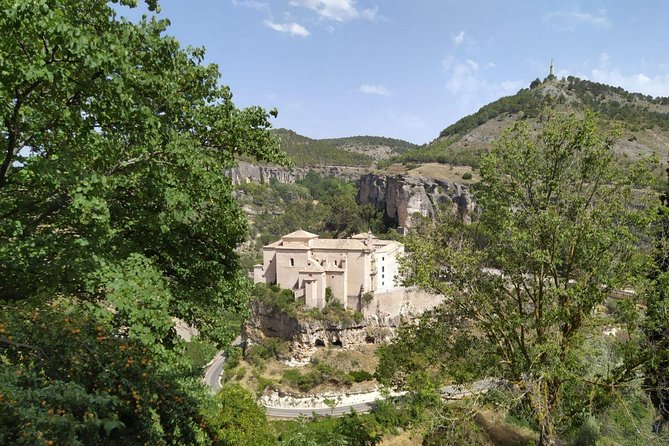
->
xmin=365 ymin=336 xmax=375 ymax=344
xmin=331 ymin=339 xmax=343 ymax=348
xmin=315 ymin=339 xmax=325 ymax=347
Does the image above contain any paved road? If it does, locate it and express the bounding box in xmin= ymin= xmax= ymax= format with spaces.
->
xmin=261 ymin=379 xmax=503 ymax=419
xmin=202 ymin=337 xmax=243 ymax=393
xmin=203 ymin=345 xmax=502 ymax=418
xmin=265 ymin=401 xmax=377 ymax=419
xmin=203 ymin=351 xmax=226 ymax=393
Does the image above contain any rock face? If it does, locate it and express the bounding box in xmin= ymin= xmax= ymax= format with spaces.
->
xmin=245 ymin=301 xmax=399 ymax=365
xmin=227 ymin=163 xmax=475 ymax=229
xmin=226 ymin=162 xmax=367 ymax=186
xmin=357 ymin=173 xmax=475 ymax=228
xmin=244 ymin=287 xmax=444 ymax=365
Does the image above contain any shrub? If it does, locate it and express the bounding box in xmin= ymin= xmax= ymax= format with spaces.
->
xmin=225 ymin=347 xmax=243 ymax=371
xmin=361 ymin=292 xmax=374 ymax=307
xmin=348 ymin=370 xmax=374 ymax=383
xmin=462 ymin=172 xmax=473 ymax=180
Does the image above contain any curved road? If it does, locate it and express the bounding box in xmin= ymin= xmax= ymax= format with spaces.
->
xmin=203 ymin=348 xmax=501 ymax=418
xmin=203 ymin=351 xmax=226 ymax=393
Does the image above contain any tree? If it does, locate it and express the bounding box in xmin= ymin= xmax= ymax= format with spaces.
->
xmin=378 ymin=111 xmax=657 ymax=445
xmin=210 ymin=384 xmax=275 ymax=446
xmin=0 ymin=0 xmax=286 ymax=443
xmin=644 ymin=161 xmax=669 ymax=431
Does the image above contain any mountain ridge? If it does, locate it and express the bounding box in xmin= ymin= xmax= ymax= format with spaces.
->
xmin=382 ymin=76 xmax=669 ymax=171
xmin=270 ymin=128 xmax=416 ymax=167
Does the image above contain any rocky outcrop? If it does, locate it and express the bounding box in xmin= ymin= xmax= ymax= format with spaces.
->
xmin=227 ymin=163 xmax=476 ymax=229
xmin=245 ymin=288 xmax=444 ymax=365
xmin=226 ymin=162 xmax=367 ymax=186
xmin=245 ymin=301 xmax=399 ymax=365
xmin=357 ymin=173 xmax=475 ymax=228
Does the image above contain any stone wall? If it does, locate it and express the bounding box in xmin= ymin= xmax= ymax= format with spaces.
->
xmin=357 ymin=173 xmax=475 ymax=228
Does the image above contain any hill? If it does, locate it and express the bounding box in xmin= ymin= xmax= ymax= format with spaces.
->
xmin=383 ymin=76 xmax=669 ymax=172
xmin=270 ymin=129 xmax=416 ymax=167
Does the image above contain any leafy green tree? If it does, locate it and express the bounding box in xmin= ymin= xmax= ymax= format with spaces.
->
xmin=210 ymin=384 xmax=275 ymax=446
xmin=378 ymin=112 xmax=657 ymax=445
xmin=644 ymin=161 xmax=669 ymax=431
xmin=0 ymin=0 xmax=285 ymax=443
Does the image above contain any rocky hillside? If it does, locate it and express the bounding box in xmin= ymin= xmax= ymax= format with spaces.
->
xmin=271 ymin=128 xmax=416 ymax=167
xmin=385 ymin=76 xmax=669 ymax=171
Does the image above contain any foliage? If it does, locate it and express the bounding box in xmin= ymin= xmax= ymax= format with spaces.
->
xmin=461 ymin=172 xmax=473 ymax=180
xmin=238 ymin=173 xmax=394 ymax=253
xmin=0 ymin=0 xmax=285 ymax=443
xmin=253 ymin=283 xmax=300 ymax=317
xmin=361 ymin=292 xmax=375 ymax=307
xmin=269 ymin=129 xmax=416 ymax=167
xmin=565 ymin=76 xmax=669 ymax=132
xmin=184 ymin=338 xmax=219 ymax=370
xmin=245 ymin=337 xmax=290 ymax=367
xmin=276 ymin=411 xmax=382 ymax=446
xmin=642 ymin=160 xmax=669 ymax=430
xmin=0 ymin=300 xmax=217 ymax=445
xmin=209 ymin=384 xmax=275 ymax=446
xmin=281 ymin=363 xmax=367 ymax=392
xmin=378 ymin=111 xmax=657 ymax=445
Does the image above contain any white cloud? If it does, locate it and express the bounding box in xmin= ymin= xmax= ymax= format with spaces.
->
xmin=289 ymin=0 xmax=377 ymax=22
xmin=442 ymin=56 xmax=523 ymax=106
xmin=544 ymin=9 xmax=611 ymax=31
xmin=453 ymin=30 xmax=466 ymax=46
xmin=263 ymin=20 xmax=311 ymax=37
xmin=231 ymin=0 xmax=270 ymax=14
xmin=359 ymin=84 xmax=391 ymax=96
xmin=565 ymin=52 xmax=669 ymax=98
xmin=589 ymin=69 xmax=669 ymax=98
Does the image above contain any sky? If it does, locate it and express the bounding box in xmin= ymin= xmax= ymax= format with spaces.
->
xmin=121 ymin=1 xmax=669 ymax=144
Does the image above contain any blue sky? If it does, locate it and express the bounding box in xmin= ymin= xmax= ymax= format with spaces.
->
xmin=123 ymin=1 xmax=669 ymax=144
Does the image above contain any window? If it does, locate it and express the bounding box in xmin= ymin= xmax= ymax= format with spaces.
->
xmin=382 ymin=266 xmax=385 ymax=272
xmin=382 ymin=282 xmax=385 ymax=287
xmin=382 ymin=274 xmax=385 ymax=279
xmin=290 ymin=258 xmax=295 ymax=266
xmin=382 ymin=257 xmax=385 ymax=261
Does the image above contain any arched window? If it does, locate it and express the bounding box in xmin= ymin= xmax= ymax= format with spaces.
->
xmin=290 ymin=258 xmax=295 ymax=266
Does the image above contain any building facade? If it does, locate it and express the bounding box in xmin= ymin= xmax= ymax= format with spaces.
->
xmin=253 ymin=230 xmax=403 ymax=309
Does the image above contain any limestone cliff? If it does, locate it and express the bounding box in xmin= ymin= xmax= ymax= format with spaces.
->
xmin=244 ymin=288 xmax=444 ymax=364
xmin=226 ymin=162 xmax=367 ymax=186
xmin=244 ymin=301 xmax=398 ymax=365
xmin=357 ymin=173 xmax=475 ymax=228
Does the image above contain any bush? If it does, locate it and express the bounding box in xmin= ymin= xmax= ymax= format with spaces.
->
xmin=184 ymin=338 xmax=218 ymax=369
xmin=225 ymin=347 xmax=243 ymax=371
xmin=353 ymin=311 xmax=364 ymax=323
xmin=462 ymin=172 xmax=473 ymax=180
xmin=348 ymin=370 xmax=374 ymax=383
xmin=245 ymin=337 xmax=289 ymax=366
xmin=361 ymin=292 xmax=374 ymax=307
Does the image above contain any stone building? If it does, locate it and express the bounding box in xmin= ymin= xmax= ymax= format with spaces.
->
xmin=253 ymin=230 xmax=404 ymax=309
